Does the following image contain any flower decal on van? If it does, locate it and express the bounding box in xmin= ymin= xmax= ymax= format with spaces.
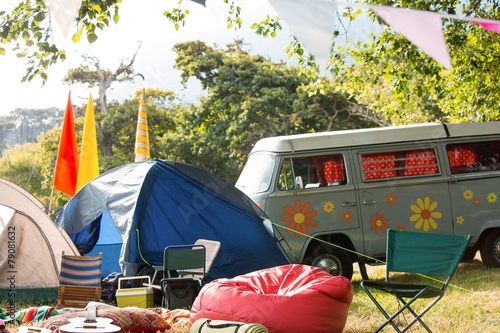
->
xmin=370 ymin=213 xmax=389 ymax=233
xmin=281 ymin=200 xmax=317 ymax=237
xmin=409 ymin=196 xmax=442 ymax=232
xmin=487 ymin=192 xmax=497 ymax=204
xmin=463 ymin=190 xmax=473 ymax=200
xmin=341 ymin=210 xmax=353 ymax=223
xmin=386 ymin=192 xmax=397 ymax=205
xmin=323 ymin=201 xmax=335 ymax=213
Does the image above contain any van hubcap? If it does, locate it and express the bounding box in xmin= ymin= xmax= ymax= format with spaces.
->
xmin=312 ymin=254 xmax=340 ymax=276
xmin=494 ymin=237 xmax=500 ymax=262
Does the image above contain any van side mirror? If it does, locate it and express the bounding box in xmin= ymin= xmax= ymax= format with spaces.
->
xmin=295 ymin=176 xmax=303 ymax=191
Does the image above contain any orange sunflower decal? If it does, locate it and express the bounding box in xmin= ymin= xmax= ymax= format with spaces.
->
xmin=281 ymin=200 xmax=317 ymax=237
xmin=370 ymin=213 xmax=389 ymax=233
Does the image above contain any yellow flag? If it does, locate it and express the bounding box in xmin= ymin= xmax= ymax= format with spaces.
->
xmin=134 ymin=89 xmax=150 ymax=162
xmin=76 ymin=94 xmax=99 ymax=191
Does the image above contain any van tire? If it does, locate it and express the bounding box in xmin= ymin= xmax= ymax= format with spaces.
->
xmin=480 ymin=229 xmax=500 ymax=268
xmin=306 ymin=244 xmax=353 ymax=280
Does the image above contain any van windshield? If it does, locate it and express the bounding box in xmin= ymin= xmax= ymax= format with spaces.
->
xmin=236 ymin=153 xmax=276 ymax=194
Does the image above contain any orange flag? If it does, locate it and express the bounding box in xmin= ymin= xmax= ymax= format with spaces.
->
xmin=53 ymin=91 xmax=79 ymax=196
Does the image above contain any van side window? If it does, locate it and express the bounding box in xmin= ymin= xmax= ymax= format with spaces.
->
xmin=277 ymin=154 xmax=347 ymax=191
xmin=447 ymin=140 xmax=500 ymax=174
xmin=361 ymin=149 xmax=439 ymax=181
xmin=362 ymin=153 xmax=397 ymax=180
xmin=313 ymin=155 xmax=347 ymax=186
xmin=277 ymin=159 xmax=295 ymax=191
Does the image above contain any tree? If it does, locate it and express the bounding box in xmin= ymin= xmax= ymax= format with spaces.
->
xmin=98 ymin=88 xmax=178 ymax=168
xmin=2 ymin=108 xmax=63 ymax=146
xmin=169 ymin=40 xmax=376 ymax=182
xmin=0 ymin=119 xmax=15 ymax=155
xmin=0 ymin=142 xmax=45 ymax=203
xmin=63 ymin=42 xmax=144 ymax=114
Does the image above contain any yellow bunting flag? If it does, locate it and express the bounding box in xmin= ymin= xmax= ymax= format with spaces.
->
xmin=76 ymin=94 xmax=99 ymax=191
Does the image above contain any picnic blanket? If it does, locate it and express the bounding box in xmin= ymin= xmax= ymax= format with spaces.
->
xmin=15 ymin=307 xmax=59 ymax=323
xmin=37 ymin=307 xmax=190 ymax=333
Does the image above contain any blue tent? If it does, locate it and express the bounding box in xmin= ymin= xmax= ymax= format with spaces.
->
xmin=86 ymin=211 xmax=122 ymax=278
xmin=57 ymin=160 xmax=291 ymax=280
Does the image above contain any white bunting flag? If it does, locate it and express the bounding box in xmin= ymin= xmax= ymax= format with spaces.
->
xmin=44 ymin=0 xmax=82 ymax=38
xmin=269 ymin=0 xmax=338 ymax=72
xmin=369 ymin=5 xmax=451 ymax=70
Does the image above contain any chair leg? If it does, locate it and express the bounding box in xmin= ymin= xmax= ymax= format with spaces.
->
xmin=361 ymin=285 xmax=403 ymax=333
xmin=399 ymin=296 xmax=442 ymax=333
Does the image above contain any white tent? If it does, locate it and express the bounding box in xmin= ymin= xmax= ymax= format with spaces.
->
xmin=0 ymin=178 xmax=79 ymax=302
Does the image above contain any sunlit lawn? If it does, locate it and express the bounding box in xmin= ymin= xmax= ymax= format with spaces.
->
xmin=344 ymin=256 xmax=500 ymax=332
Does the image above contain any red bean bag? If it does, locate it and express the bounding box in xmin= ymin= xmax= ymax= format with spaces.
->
xmin=190 ymin=264 xmax=353 ymax=333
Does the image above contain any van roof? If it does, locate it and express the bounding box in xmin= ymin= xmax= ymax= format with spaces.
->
xmin=251 ymin=122 xmax=500 ymax=153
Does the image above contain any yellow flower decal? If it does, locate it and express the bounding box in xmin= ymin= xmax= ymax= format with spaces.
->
xmin=281 ymin=200 xmax=317 ymax=237
xmin=487 ymin=192 xmax=497 ymax=204
xmin=386 ymin=192 xmax=397 ymax=205
xmin=457 ymin=216 xmax=464 ymax=224
xmin=370 ymin=213 xmax=389 ymax=233
xmin=463 ymin=190 xmax=473 ymax=200
xmin=323 ymin=201 xmax=335 ymax=213
xmin=410 ymin=197 xmax=442 ymax=232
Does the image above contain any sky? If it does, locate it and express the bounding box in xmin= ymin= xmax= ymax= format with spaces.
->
xmin=0 ymin=0 xmax=293 ymax=116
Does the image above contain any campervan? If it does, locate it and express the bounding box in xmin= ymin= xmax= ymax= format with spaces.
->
xmin=236 ymin=122 xmax=500 ymax=279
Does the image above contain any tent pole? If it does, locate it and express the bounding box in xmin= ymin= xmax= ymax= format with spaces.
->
xmin=49 ymin=185 xmax=55 ymax=213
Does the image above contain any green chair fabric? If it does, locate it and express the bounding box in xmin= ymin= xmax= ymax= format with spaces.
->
xmin=160 ymin=244 xmax=206 ymax=309
xmin=361 ymin=229 xmax=472 ymax=332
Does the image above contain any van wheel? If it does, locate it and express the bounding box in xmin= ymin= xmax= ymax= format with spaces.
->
xmin=480 ymin=229 xmax=500 ymax=268
xmin=305 ymin=244 xmax=353 ymax=280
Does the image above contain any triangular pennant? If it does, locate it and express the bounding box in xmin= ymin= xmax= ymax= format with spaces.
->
xmin=469 ymin=18 xmax=500 ymax=33
xmin=189 ymin=0 xmax=206 ymax=6
xmin=268 ymin=0 xmax=338 ymax=72
xmin=369 ymin=5 xmax=451 ymax=69
xmin=44 ymin=0 xmax=82 ymax=38
xmin=76 ymin=94 xmax=99 ymax=192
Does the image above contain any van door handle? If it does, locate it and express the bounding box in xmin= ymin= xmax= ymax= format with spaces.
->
xmin=341 ymin=201 xmax=357 ymax=207
xmin=362 ymin=200 xmax=376 ymax=205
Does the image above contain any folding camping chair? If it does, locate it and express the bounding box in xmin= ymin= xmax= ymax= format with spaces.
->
xmin=58 ymin=251 xmax=103 ymax=307
xmin=160 ymin=244 xmax=206 ymax=309
xmin=360 ymin=229 xmax=472 ymax=333
xmin=177 ymin=239 xmax=221 ymax=280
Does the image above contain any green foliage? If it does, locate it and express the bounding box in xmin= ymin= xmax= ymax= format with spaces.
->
xmin=0 ymin=142 xmax=45 ymax=202
xmin=0 ymin=0 xmax=121 ymax=82
xmin=250 ymin=15 xmax=282 ymax=38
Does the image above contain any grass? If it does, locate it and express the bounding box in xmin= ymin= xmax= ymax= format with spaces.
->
xmin=2 ymin=257 xmax=499 ymax=333
xmin=344 ymin=256 xmax=500 ymax=332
